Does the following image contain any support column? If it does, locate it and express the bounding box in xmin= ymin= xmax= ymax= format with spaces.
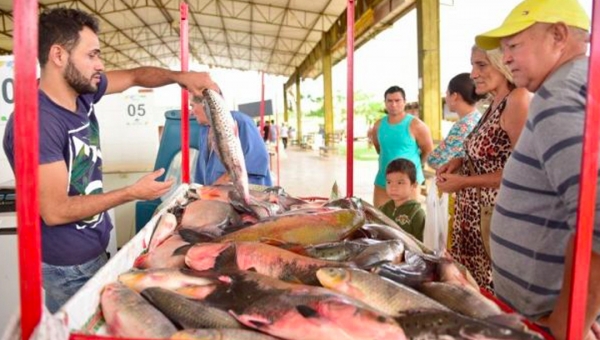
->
xmin=417 ymin=0 xmax=441 ymax=141
xmin=295 ymin=74 xmax=302 ymax=144
xmin=322 ymin=38 xmax=334 ymax=147
xmin=283 ymin=85 xmax=289 ymax=123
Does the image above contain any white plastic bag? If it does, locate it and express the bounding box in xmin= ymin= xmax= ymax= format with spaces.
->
xmin=424 ymin=181 xmax=449 ymax=252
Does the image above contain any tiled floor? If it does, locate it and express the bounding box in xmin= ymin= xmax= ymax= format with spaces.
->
xmin=269 ymin=145 xmax=379 ymax=203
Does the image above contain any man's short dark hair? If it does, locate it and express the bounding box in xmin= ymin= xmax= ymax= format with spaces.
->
xmin=385 ymin=158 xmax=417 ymax=184
xmin=38 ymin=8 xmax=100 ymax=67
xmin=384 ymin=86 xmax=406 ymax=101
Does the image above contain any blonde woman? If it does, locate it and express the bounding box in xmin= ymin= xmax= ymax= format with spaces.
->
xmin=436 ymin=47 xmax=531 ymax=291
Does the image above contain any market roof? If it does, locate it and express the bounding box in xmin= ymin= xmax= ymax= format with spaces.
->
xmin=0 ymin=0 xmax=414 ymax=79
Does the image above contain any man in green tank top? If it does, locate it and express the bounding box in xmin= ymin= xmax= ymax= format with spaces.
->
xmin=369 ymin=86 xmax=434 ymax=207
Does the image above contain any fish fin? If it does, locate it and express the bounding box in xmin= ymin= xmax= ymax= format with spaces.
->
xmin=233 ymin=121 xmax=240 ymax=138
xmin=484 ymin=314 xmax=527 ymax=331
xmin=246 ymin=267 xmax=258 ymax=272
xmin=230 ymin=311 xmax=272 ymax=329
xmin=213 ymin=243 xmax=238 ymax=270
xmin=263 ymin=240 xmax=310 ymax=256
xmin=133 ymin=253 xmax=149 ymax=269
xmin=259 ymin=237 xmax=290 ymax=247
xmin=178 ymin=228 xmax=214 ymax=243
xmin=228 ymin=190 xmax=258 ymax=218
xmin=296 ymin=305 xmax=319 ymax=318
xmin=147 ymin=215 xmax=164 ymax=250
xmin=172 ymin=244 xmax=193 ymax=256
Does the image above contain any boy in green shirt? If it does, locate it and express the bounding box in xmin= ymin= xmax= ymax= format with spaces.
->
xmin=378 ymin=158 xmax=426 ymax=241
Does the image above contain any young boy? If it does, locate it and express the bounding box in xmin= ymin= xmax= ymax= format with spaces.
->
xmin=378 ymin=158 xmax=425 ymax=241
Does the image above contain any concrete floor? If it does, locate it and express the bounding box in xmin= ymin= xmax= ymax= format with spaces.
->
xmin=271 ymin=145 xmax=379 ymax=203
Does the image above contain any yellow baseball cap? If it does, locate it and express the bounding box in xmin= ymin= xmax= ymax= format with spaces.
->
xmin=475 ymin=0 xmax=590 ymax=50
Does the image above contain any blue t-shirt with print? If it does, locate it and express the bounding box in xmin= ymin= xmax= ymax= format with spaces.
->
xmin=195 ymin=110 xmax=272 ymax=187
xmin=3 ymin=74 xmax=111 ymax=266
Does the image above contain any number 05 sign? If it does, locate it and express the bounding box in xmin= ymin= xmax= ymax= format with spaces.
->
xmin=0 ymin=55 xmax=14 ymax=126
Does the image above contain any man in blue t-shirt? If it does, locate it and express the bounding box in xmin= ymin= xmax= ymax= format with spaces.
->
xmin=2 ymin=8 xmax=215 ymax=313
xmin=191 ymin=95 xmax=272 ymax=187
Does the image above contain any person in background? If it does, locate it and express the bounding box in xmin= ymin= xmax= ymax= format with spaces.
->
xmin=370 ymin=86 xmax=434 ymax=207
xmin=288 ymin=125 xmax=296 ymax=145
xmin=191 ymin=94 xmax=272 ymax=187
xmin=379 ymin=158 xmax=425 ymax=241
xmin=280 ymin=122 xmax=289 ymax=149
xmin=262 ymin=120 xmax=270 ymax=142
xmin=268 ymin=119 xmax=279 ymax=144
xmin=427 ymin=73 xmax=483 ymax=169
xmin=436 ymin=47 xmax=531 ymax=291
xmin=2 ymin=7 xmax=215 ymax=313
xmin=475 ymin=0 xmax=600 ymax=338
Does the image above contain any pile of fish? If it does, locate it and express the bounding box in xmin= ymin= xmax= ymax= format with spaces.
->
xmin=98 ymin=89 xmax=542 ymax=339
xmin=98 ymin=184 xmax=542 ymax=340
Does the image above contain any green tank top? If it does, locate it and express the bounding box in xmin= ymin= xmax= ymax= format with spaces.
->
xmin=375 ymin=114 xmax=424 ymax=186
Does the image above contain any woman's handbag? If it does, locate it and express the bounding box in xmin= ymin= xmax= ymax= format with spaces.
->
xmin=424 ymin=182 xmax=449 ymax=252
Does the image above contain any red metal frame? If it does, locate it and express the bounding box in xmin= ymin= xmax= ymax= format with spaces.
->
xmin=14 ymin=1 xmax=41 ymax=338
xmin=345 ymin=0 xmax=355 ymax=198
xmin=180 ymin=3 xmax=190 ymax=183
xmin=259 ymin=72 xmax=266 ymax=138
xmin=566 ymin=1 xmax=600 ymax=338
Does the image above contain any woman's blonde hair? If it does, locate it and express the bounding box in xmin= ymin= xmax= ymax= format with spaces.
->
xmin=472 ymin=45 xmax=515 ymax=87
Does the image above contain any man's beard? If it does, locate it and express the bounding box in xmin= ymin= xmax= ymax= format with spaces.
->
xmin=64 ymin=60 xmax=98 ymax=95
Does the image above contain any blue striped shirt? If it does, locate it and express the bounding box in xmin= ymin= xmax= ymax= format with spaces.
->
xmin=491 ymin=57 xmax=600 ymax=320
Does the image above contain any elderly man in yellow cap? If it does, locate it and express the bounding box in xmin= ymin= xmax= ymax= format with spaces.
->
xmin=475 ymin=0 xmax=600 ymax=339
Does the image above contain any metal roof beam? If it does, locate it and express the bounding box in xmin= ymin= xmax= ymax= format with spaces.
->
xmin=0 ymin=9 xmax=13 ymax=38
xmin=119 ymin=0 xmax=179 ymax=62
xmin=285 ymin=0 xmax=414 ymax=89
xmin=100 ymin=21 xmax=317 ymax=45
xmin=112 ymin=37 xmax=302 ymax=58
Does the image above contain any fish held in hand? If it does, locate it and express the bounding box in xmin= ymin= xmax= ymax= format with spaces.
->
xmin=201 ymin=89 xmax=250 ymax=205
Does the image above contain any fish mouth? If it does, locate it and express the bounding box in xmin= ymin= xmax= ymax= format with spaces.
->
xmin=316 ymin=268 xmax=345 ymax=287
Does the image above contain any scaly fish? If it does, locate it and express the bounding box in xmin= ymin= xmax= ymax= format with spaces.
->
xmin=101 ymin=282 xmax=177 ymax=339
xmin=134 ymin=234 xmax=188 ymax=269
xmin=418 ymin=281 xmax=502 ymax=319
xmin=303 ymin=240 xmax=370 ymax=261
xmin=171 ymin=329 xmax=279 ymax=340
xmin=351 ymin=239 xmax=405 ymax=268
xmin=147 ymin=213 xmax=178 ymax=252
xmin=394 ymin=310 xmax=541 ymax=339
xmin=202 ymin=89 xmax=250 ymax=205
xmin=119 ymin=268 xmax=220 ymax=298
xmin=232 ymin=292 xmax=406 ymax=340
xmin=141 ymin=287 xmax=241 ymax=329
xmin=185 ymin=242 xmax=350 ymax=285
xmin=216 ymin=208 xmax=365 ymax=245
xmin=316 ymin=267 xmax=448 ymax=316
xmin=180 ymin=199 xmax=241 ymax=237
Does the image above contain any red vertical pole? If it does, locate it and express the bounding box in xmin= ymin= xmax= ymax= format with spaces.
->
xmin=180 ymin=2 xmax=190 ymax=183
xmin=346 ymin=0 xmax=355 ymax=197
xmin=14 ymin=0 xmax=41 ymax=338
xmin=566 ymin=2 xmax=600 ymax=338
xmin=260 ymin=72 xmax=266 ymax=141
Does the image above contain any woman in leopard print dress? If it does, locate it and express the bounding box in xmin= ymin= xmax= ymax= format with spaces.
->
xmin=436 ymin=47 xmax=531 ymax=291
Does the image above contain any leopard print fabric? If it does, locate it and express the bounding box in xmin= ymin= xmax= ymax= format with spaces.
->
xmin=451 ymin=96 xmax=512 ymax=292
